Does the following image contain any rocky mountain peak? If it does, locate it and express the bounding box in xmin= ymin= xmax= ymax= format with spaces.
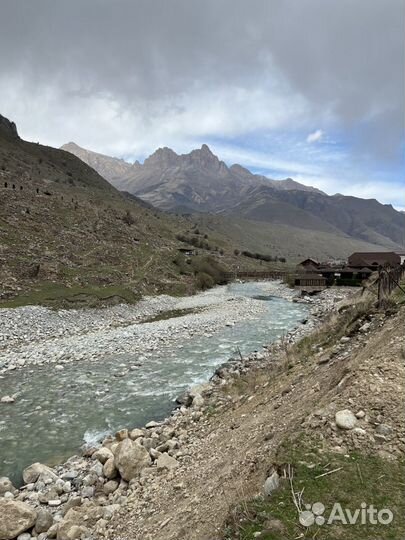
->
xmin=0 ymin=114 xmax=19 ymax=139
xmin=144 ymin=147 xmax=179 ymax=168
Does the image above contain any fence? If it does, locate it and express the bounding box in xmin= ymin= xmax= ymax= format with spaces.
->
xmin=223 ymin=270 xmax=287 ymax=281
xmin=377 ymin=264 xmax=405 ymax=306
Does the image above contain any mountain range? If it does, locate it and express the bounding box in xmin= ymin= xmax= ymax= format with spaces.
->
xmin=62 ymin=142 xmax=405 ymax=250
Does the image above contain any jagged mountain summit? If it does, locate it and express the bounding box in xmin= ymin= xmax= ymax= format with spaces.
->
xmin=62 ymin=142 xmax=405 ymax=249
xmin=61 ymin=143 xmax=323 ymax=211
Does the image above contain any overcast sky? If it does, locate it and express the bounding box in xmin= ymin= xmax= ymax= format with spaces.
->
xmin=1 ymin=0 xmax=404 ymax=208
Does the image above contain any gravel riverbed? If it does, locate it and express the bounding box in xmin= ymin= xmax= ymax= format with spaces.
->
xmin=0 ymin=284 xmax=272 ymax=375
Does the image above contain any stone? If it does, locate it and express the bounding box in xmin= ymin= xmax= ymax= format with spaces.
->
xmin=57 ymin=524 xmax=89 ymax=540
xmin=47 ymin=523 xmax=59 ymax=538
xmin=356 ymin=410 xmax=366 ymax=419
xmin=191 ymin=394 xmax=204 ymax=409
xmin=340 ymin=336 xmax=350 ymax=343
xmin=16 ymin=534 xmax=31 ymax=540
xmin=156 ymin=453 xmax=179 ymax=471
xmin=35 ymin=508 xmax=53 ymax=533
xmin=48 ymin=500 xmax=62 ymax=507
xmin=22 ymin=463 xmax=58 ymax=484
xmin=335 ymin=409 xmax=357 ymax=430
xmin=93 ymin=447 xmax=113 ymax=464
xmin=263 ymin=471 xmax=280 ymax=496
xmin=115 ymin=429 xmax=128 ymax=441
xmin=0 ymin=500 xmax=37 ymax=540
xmin=129 ymin=428 xmax=144 ymax=441
xmin=0 ymin=395 xmax=15 ymax=404
xmin=103 ymin=480 xmax=119 ymax=495
xmin=81 ymin=472 xmax=95 ymax=489
xmin=61 ymin=470 xmax=78 ymax=481
xmin=56 ymin=504 xmax=104 ymax=540
xmin=0 ymin=477 xmax=16 ymax=496
xmin=114 ymin=439 xmax=151 ymax=481
xmin=375 ymin=424 xmax=393 ymax=436
xmin=262 ymin=517 xmax=287 ymax=535
xmin=81 ymin=486 xmax=94 ymax=499
xmin=61 ymin=497 xmax=82 ymax=517
xmin=103 ymin=458 xmax=118 ymax=479
xmin=145 ymin=421 xmax=160 ymax=429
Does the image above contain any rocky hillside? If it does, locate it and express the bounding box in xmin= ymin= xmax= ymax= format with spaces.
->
xmin=61 ymin=142 xmax=132 ymax=184
xmin=0 ymin=114 xmax=255 ymax=305
xmin=62 ymin=142 xmax=405 ymax=250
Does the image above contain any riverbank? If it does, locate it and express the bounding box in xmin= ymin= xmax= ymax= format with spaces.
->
xmin=0 ymin=284 xmax=359 ymax=540
xmin=0 ymin=284 xmax=268 ymax=375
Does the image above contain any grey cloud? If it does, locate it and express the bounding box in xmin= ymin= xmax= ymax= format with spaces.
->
xmin=0 ymin=0 xmax=403 ymax=162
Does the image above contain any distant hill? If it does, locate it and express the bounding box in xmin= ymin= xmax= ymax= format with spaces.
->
xmin=62 ymin=142 xmax=405 ymax=250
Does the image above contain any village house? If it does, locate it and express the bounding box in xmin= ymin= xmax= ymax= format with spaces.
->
xmin=348 ymin=251 xmax=401 ymax=269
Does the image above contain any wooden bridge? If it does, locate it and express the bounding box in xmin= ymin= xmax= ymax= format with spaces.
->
xmin=223 ymin=270 xmax=287 ymax=281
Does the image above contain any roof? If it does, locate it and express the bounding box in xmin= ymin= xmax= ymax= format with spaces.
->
xmin=298 ymin=258 xmax=320 ymax=265
xmin=348 ymin=251 xmax=401 ymax=266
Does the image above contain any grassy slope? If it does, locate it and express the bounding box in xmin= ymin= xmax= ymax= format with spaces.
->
xmin=191 ymin=213 xmax=391 ymax=263
xmin=0 ymin=129 xmax=278 ymax=307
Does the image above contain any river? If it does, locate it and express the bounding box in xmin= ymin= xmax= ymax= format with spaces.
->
xmin=0 ymin=282 xmax=308 ymax=484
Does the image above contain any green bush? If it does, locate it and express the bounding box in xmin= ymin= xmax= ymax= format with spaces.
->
xmin=196 ymin=272 xmax=214 ymax=290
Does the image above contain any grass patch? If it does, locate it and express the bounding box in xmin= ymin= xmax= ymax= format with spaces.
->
xmin=0 ymin=282 xmax=141 ymax=309
xmin=292 ymin=296 xmax=374 ymax=360
xmin=224 ymin=436 xmax=405 ymax=540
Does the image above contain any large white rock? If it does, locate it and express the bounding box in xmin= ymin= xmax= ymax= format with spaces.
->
xmin=103 ymin=457 xmax=118 ymax=479
xmin=335 ymin=409 xmax=357 ymax=430
xmin=156 ymin=453 xmax=179 ymax=471
xmin=0 ymin=477 xmax=16 ymax=496
xmin=0 ymin=500 xmax=37 ymax=540
xmin=22 ymin=463 xmax=58 ymax=484
xmin=114 ymin=439 xmax=151 ymax=481
xmin=93 ymin=447 xmax=113 ymax=465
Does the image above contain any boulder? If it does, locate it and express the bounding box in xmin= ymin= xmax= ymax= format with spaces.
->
xmin=93 ymin=447 xmax=113 ymax=465
xmin=0 ymin=500 xmax=37 ymax=540
xmin=103 ymin=480 xmax=119 ymax=495
xmin=114 ymin=439 xmax=151 ymax=481
xmin=129 ymin=428 xmax=144 ymax=441
xmin=103 ymin=457 xmax=118 ymax=479
xmin=0 ymin=396 xmax=15 ymax=404
xmin=56 ymin=504 xmax=104 ymax=540
xmin=335 ymin=410 xmax=357 ymax=430
xmin=191 ymin=394 xmax=204 ymax=409
xmin=35 ymin=508 xmax=53 ymax=533
xmin=376 ymin=424 xmax=393 ymax=436
xmin=264 ymin=471 xmax=280 ymax=496
xmin=0 ymin=477 xmax=16 ymax=496
xmin=23 ymin=463 xmax=58 ymax=484
xmin=156 ymin=453 xmax=179 ymax=471
xmin=115 ymin=429 xmax=128 ymax=441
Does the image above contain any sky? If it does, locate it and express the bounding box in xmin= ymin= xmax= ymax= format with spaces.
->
xmin=0 ymin=0 xmax=404 ymax=209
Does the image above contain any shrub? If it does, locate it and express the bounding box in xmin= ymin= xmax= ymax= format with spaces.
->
xmin=196 ymin=272 xmax=214 ymax=290
xmin=122 ymin=210 xmax=135 ymax=225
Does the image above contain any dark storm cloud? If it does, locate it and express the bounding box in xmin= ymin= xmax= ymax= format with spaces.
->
xmin=0 ymin=0 xmax=403 ymax=162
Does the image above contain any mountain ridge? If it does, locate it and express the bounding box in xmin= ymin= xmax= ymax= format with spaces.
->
xmin=62 ymin=141 xmax=405 ymax=249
